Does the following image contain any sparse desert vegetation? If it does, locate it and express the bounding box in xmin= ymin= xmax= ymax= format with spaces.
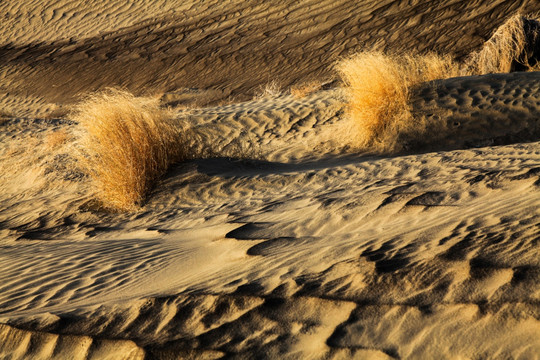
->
xmin=337 ymin=14 xmax=540 ymax=153
xmin=73 ymin=89 xmax=185 ymax=211
xmin=254 ymin=80 xmax=282 ymax=99
xmin=336 ymin=52 xmax=461 ymax=152
xmin=1 ymin=2 xmax=540 ymax=359
xmin=70 ymin=11 xmax=540 ymax=208
xmin=464 ymin=14 xmax=540 ymax=74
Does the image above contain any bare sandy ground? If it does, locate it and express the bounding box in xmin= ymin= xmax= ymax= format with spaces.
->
xmin=1 ymin=1 xmax=540 ymax=359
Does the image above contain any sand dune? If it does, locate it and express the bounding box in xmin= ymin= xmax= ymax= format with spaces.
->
xmin=2 ymin=0 xmax=540 ymax=359
xmin=2 ymin=86 xmax=540 ymax=357
xmin=1 ymin=0 xmax=540 ymax=110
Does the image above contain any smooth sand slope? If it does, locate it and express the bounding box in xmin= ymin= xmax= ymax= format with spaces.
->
xmin=1 ymin=1 xmax=540 ymax=359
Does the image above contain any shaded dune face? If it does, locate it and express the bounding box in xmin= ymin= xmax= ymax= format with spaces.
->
xmin=1 ymin=0 xmax=540 ymax=106
xmin=409 ymin=72 xmax=540 ymax=150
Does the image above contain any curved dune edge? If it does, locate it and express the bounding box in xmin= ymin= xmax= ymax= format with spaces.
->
xmin=0 ymin=324 xmax=145 ymax=360
xmin=2 ymin=293 xmax=539 ymax=359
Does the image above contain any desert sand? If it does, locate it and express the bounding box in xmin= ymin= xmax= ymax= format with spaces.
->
xmin=1 ymin=1 xmax=540 ymax=359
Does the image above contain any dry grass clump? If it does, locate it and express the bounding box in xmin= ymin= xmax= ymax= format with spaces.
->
xmin=254 ymin=81 xmax=282 ymax=99
xmin=289 ymin=81 xmax=322 ymax=98
xmin=74 ymin=89 xmax=184 ymax=211
xmin=464 ymin=14 xmax=540 ymax=74
xmin=336 ymin=51 xmax=460 ymax=152
xmin=337 ymin=14 xmax=540 ymax=153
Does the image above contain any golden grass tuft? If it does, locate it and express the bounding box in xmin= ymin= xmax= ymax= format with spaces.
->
xmin=73 ymin=89 xmax=184 ymax=211
xmin=289 ymin=81 xmax=322 ymax=98
xmin=464 ymin=14 xmax=540 ymax=74
xmin=336 ymin=51 xmax=461 ymax=153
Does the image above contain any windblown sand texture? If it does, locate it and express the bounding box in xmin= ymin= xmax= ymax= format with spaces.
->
xmin=2 ymin=1 xmax=540 ymax=359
